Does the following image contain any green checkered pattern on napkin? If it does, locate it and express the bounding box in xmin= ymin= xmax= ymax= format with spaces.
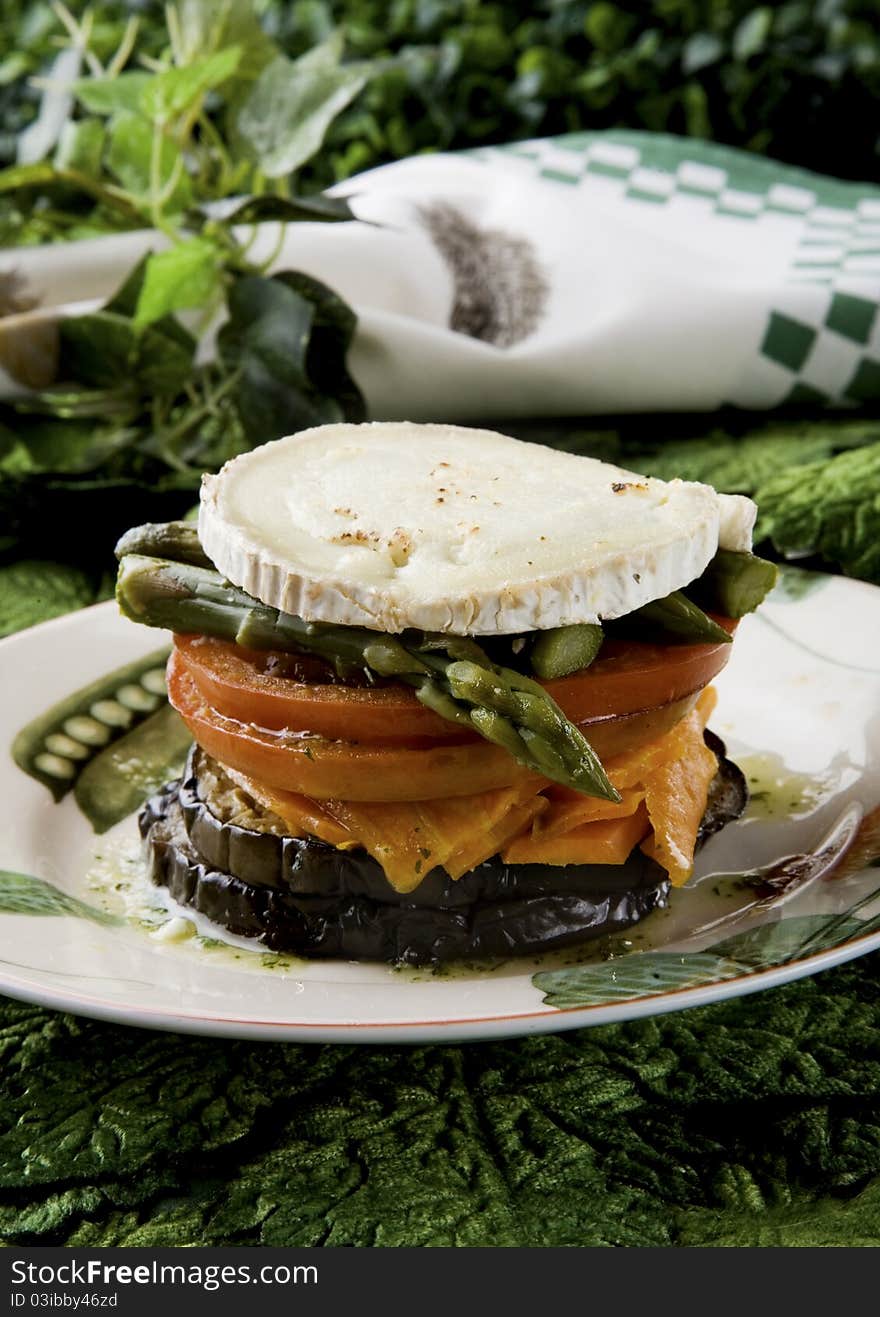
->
xmin=475 ymin=132 xmax=880 ymax=410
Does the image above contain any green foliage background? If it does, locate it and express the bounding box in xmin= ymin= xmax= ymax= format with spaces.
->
xmin=1 ymin=959 xmax=880 ymax=1245
xmin=4 ymin=0 xmax=880 ymax=185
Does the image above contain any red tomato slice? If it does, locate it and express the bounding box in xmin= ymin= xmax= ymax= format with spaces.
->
xmin=173 ymin=634 xmax=467 ymax=744
xmin=173 ymin=624 xmax=735 ymax=747
xmin=541 ymin=622 xmax=736 ymax=721
xmin=167 ymin=651 xmax=531 ymax=800
xmin=168 ymin=652 xmax=707 ymax=802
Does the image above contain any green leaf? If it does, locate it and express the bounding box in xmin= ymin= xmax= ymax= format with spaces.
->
xmin=0 ymin=426 xmax=34 ymax=476
xmin=218 ymin=273 xmax=313 ymax=440
xmin=534 ymin=950 xmax=748 ymax=1009
xmin=584 ymin=3 xmax=633 ymax=53
xmin=0 ymin=561 xmax=95 ymax=638
xmin=104 ymin=254 xmax=198 ymax=357
xmin=175 ymin=0 xmax=277 ymax=99
xmin=193 ymin=192 xmax=357 ymax=225
xmin=0 ymin=871 xmax=121 ymax=926
xmin=218 ymin=270 xmax=364 ymax=443
xmin=133 ymin=323 xmax=197 ymax=396
xmin=58 ymin=310 xmax=195 ymax=397
xmin=58 ymin=313 xmax=138 ymax=390
xmin=53 ymin=118 xmax=105 ymax=175
xmin=536 ymin=890 xmax=880 ymax=1008
xmin=0 ymin=52 xmax=29 ymax=87
xmin=106 ymin=113 xmax=192 ymax=211
xmin=141 ymin=47 xmax=242 ymax=122
xmin=103 ymin=255 xmax=149 ymax=318
xmin=72 ymin=71 xmax=155 ymax=117
xmin=0 ymin=161 xmax=56 ymax=192
xmin=133 ymin=239 xmax=221 ymax=329
xmin=0 ymin=417 xmax=136 ymax=476
xmin=234 ymin=36 xmax=368 ymax=178
xmin=75 ymin=50 xmax=242 ymax=124
xmin=682 ymin=32 xmax=724 ymax=74
xmin=711 ymin=906 xmax=880 ymax=968
xmin=273 ymin=270 xmax=366 ymax=422
xmin=733 ymin=8 xmax=773 ymax=60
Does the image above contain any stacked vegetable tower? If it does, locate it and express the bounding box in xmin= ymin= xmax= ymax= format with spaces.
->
xmin=115 ymin=424 xmax=776 ymax=964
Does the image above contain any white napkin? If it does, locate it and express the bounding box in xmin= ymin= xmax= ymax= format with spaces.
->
xmin=4 ymin=131 xmax=880 ymax=417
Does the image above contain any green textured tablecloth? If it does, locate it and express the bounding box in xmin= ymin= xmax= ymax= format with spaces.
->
xmin=1 ymin=595 xmax=880 ymax=1248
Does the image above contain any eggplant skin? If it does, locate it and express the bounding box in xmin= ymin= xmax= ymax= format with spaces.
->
xmin=171 ymin=747 xmax=665 ymax=908
xmin=175 ymin=741 xmax=746 ymax=905
xmin=142 ymin=787 xmax=671 ymax=964
xmin=699 ymin=729 xmax=748 ymax=847
xmin=138 ymin=735 xmax=747 ymax=965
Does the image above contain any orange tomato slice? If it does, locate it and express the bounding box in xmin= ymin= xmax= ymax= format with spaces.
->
xmin=173 ymin=624 xmax=735 ymax=749
xmin=168 ymin=651 xmax=536 ymax=801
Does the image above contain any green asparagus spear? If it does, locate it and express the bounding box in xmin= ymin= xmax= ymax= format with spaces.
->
xmin=116 ymin=553 xmax=619 ymax=801
xmin=114 ymin=521 xmax=213 ymax=570
xmin=413 ymin=679 xmax=475 ymax=730
xmin=117 ymin=555 xmax=425 ymax=680
xmin=530 ymin=623 xmax=604 ymax=679
xmin=446 ymin=660 xmax=617 ymax=799
xmin=612 ymin=590 xmax=732 ymax=645
xmin=687 ymin=549 xmax=778 ymax=618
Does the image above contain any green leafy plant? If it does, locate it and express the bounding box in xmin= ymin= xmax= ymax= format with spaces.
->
xmin=0 ymin=2 xmax=371 ymax=243
xmin=253 ymin=0 xmax=880 ymax=189
xmin=0 ymin=253 xmax=365 ymax=562
xmin=7 ymin=2 xmax=880 ymax=198
xmin=2 ymin=3 xmax=880 ymax=584
xmin=0 ymin=1 xmax=369 ymax=564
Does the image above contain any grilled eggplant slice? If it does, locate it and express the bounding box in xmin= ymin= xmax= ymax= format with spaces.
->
xmin=173 ymin=746 xmax=657 ymax=907
xmin=142 ymin=784 xmax=671 ymax=963
xmin=699 ymin=729 xmax=748 ymax=846
xmin=139 ymin=736 xmax=746 ymax=965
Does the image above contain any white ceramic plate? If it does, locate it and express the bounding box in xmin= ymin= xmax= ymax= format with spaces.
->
xmin=1 ymin=568 xmax=879 ymax=1043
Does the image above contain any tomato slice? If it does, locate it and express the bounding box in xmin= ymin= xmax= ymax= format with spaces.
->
xmin=168 ymin=651 xmax=707 ymax=802
xmin=173 ymin=624 xmax=735 ymax=747
xmin=167 ymin=652 xmax=531 ymax=800
xmin=173 ymin=634 xmax=467 ymax=744
xmin=541 ymin=621 xmax=736 ymax=721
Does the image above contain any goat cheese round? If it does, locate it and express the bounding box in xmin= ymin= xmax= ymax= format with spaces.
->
xmin=199 ymin=422 xmax=755 ymax=634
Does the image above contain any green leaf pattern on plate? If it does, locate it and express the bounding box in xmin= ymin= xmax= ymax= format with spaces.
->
xmin=712 ymin=909 xmax=880 ymax=965
xmin=0 ymin=871 xmax=121 ymax=926
xmin=534 ymin=951 xmax=749 ymax=1009
xmin=535 ymin=896 xmax=880 ymax=1009
xmin=770 ymin=565 xmax=830 ymax=603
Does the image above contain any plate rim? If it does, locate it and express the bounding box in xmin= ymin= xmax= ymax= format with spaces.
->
xmin=0 ymin=924 xmax=877 ymax=1042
